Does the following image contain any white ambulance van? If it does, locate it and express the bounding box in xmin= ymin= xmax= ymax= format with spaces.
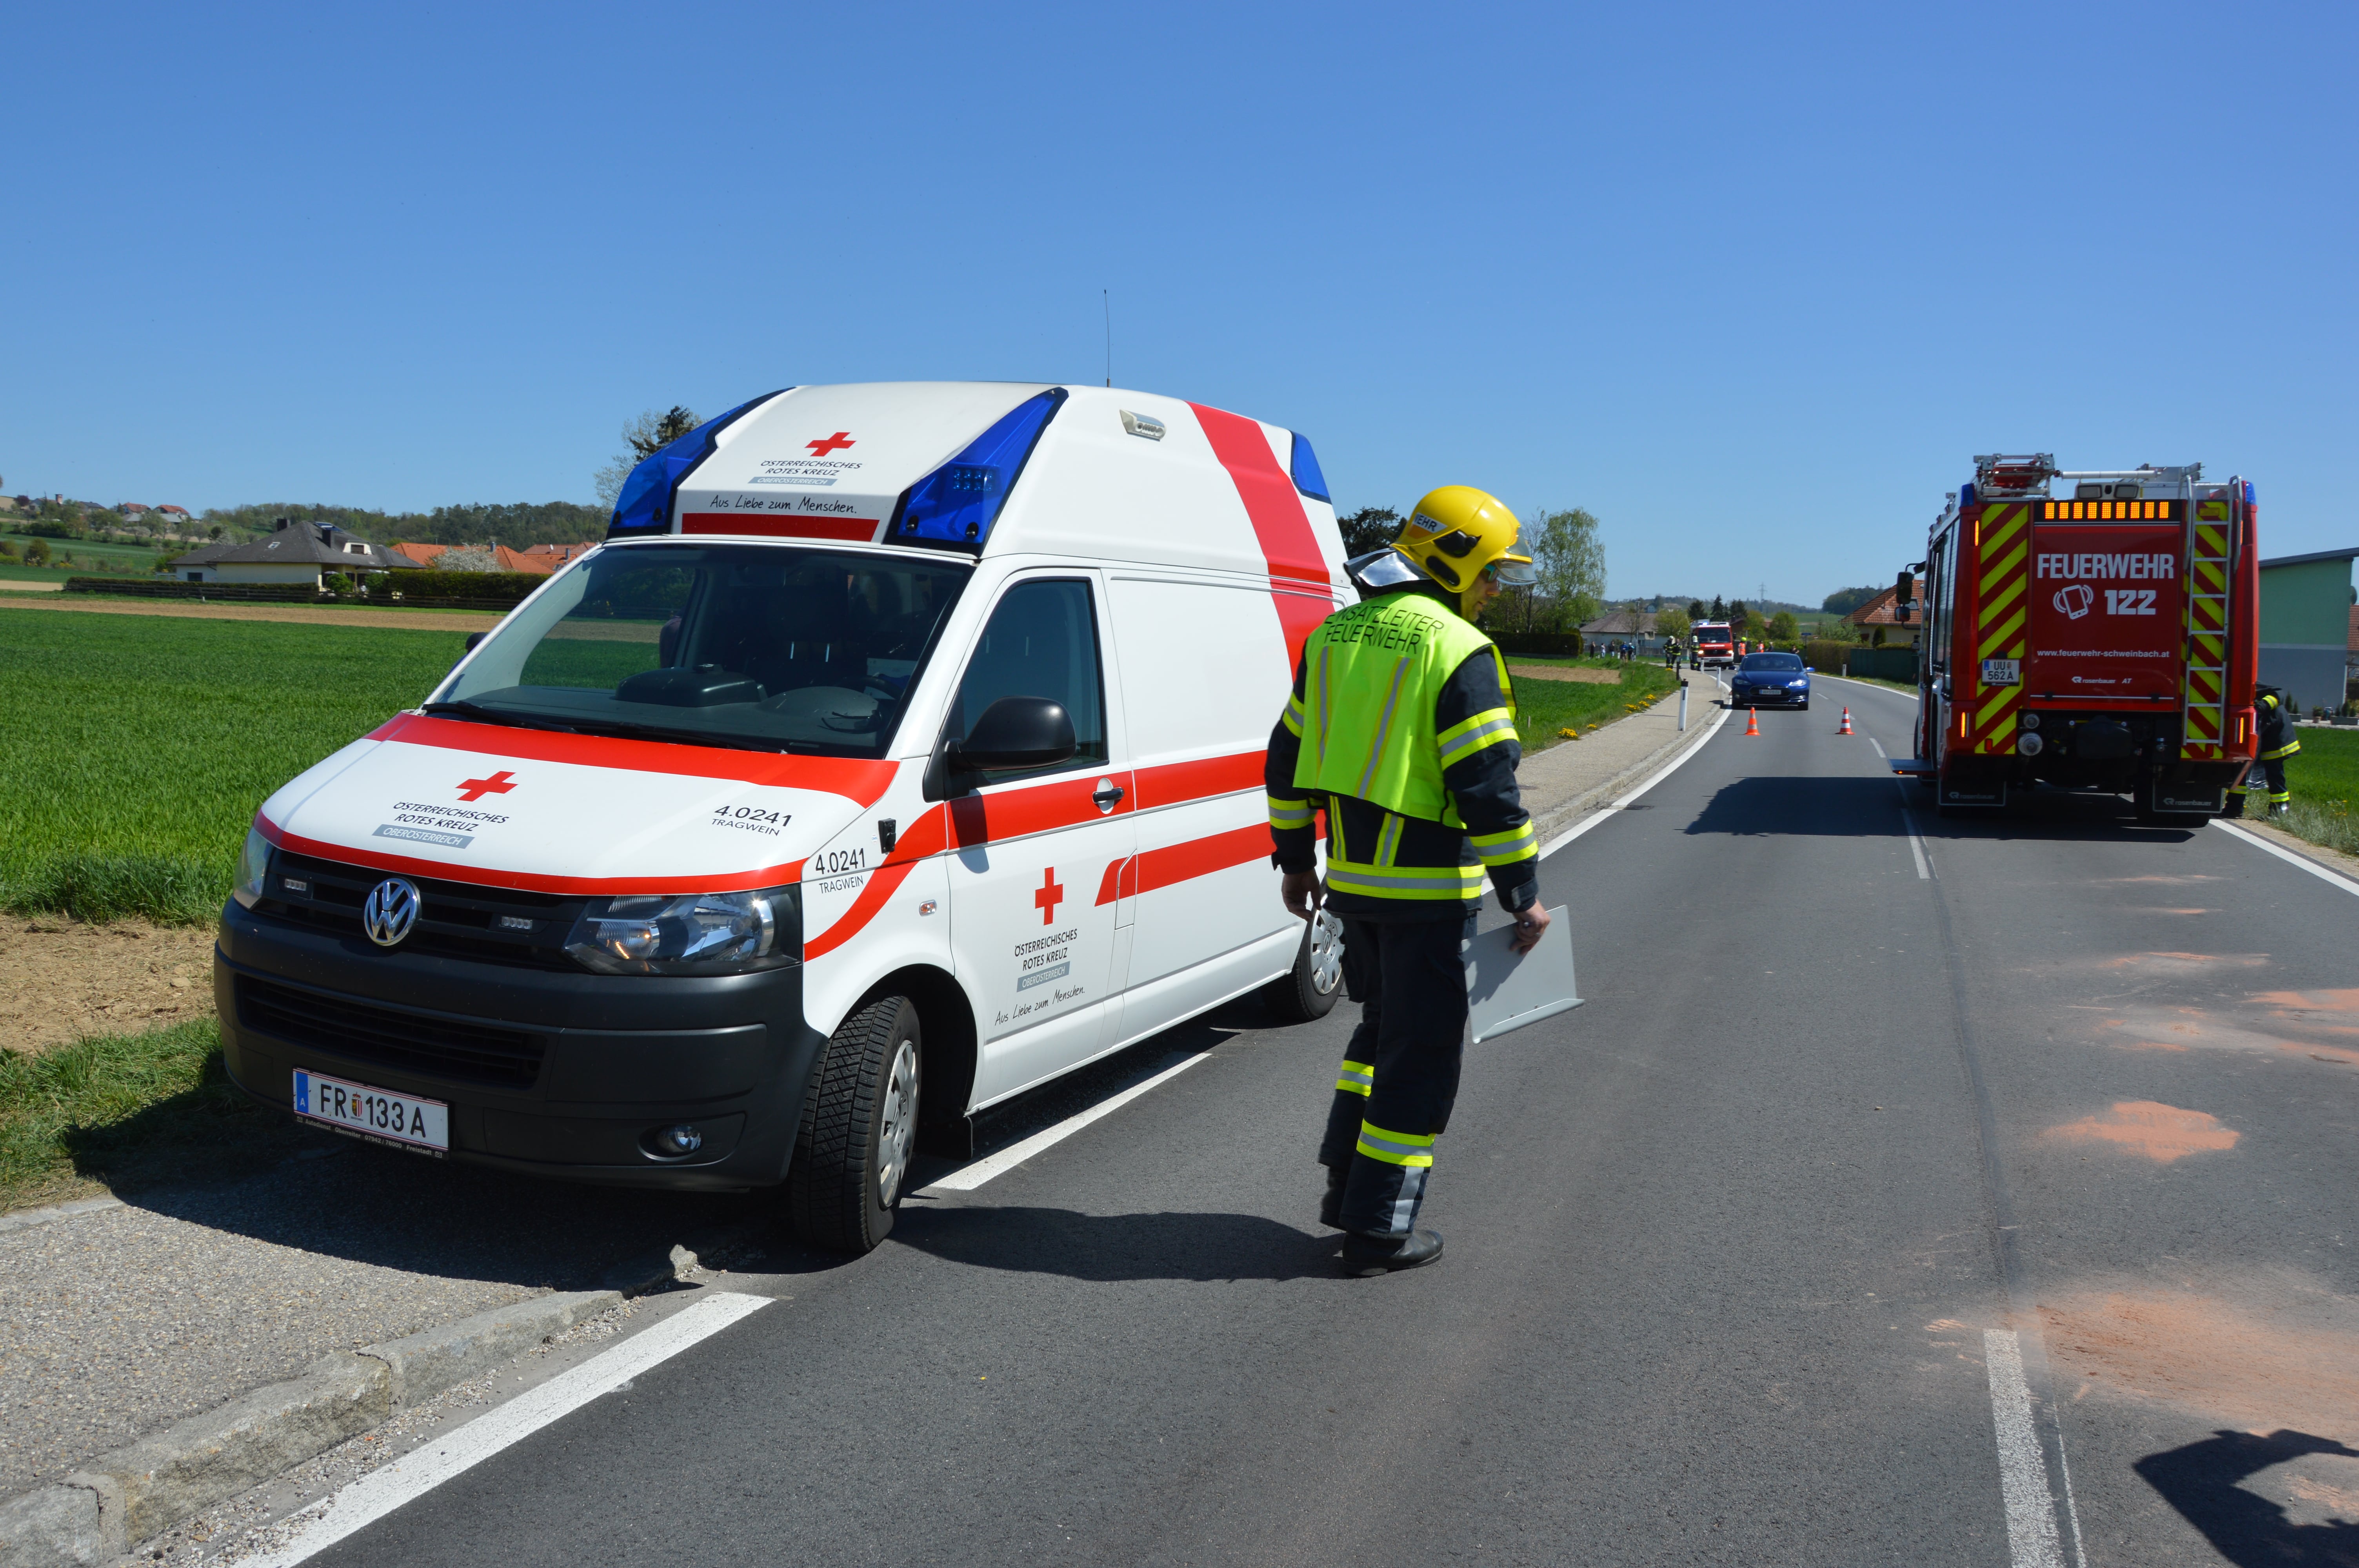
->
xmin=216 ymin=383 xmax=1352 ymax=1252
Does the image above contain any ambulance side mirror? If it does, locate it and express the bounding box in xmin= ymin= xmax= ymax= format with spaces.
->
xmin=928 ymin=697 xmax=1077 ymax=797
xmin=1895 ymin=570 xmax=1916 ymax=623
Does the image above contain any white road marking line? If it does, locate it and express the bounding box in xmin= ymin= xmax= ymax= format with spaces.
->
xmin=1539 ymin=699 xmax=1733 ymax=859
xmin=1901 ymin=811 xmax=1932 ymax=879
xmin=1868 ymin=736 xmax=1887 ymax=758
xmin=1984 ymin=1329 xmax=2068 ymax=1568
xmin=244 ymin=1291 xmax=772 ymax=1568
xmin=2211 ymin=818 xmax=2359 ymax=898
xmin=921 ymin=1049 xmax=1211 ymax=1192
xmin=1817 ymin=672 xmax=1922 ymax=702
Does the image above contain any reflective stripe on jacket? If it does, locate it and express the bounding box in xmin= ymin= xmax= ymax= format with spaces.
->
xmin=2257 ymin=693 xmax=2301 ymax=761
xmin=1265 ymin=586 xmax=1539 ymax=919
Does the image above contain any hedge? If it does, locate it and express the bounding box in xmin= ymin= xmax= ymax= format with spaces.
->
xmin=387 ymin=570 xmax=545 ymax=603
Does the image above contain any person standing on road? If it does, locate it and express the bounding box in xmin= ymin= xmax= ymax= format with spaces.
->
xmin=1265 ymin=487 xmax=1552 ymax=1277
xmin=2224 ymin=684 xmax=2299 ymax=818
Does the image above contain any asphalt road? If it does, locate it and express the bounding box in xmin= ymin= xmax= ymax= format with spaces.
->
xmin=292 ymin=679 xmax=2359 ymax=1568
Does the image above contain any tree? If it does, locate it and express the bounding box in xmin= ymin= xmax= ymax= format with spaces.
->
xmin=596 ymin=406 xmax=705 ymax=509
xmin=24 ymin=538 xmax=49 ymax=565
xmin=1688 ymin=599 xmax=1705 ymax=619
xmin=1727 ymin=599 xmax=1748 ymax=628
xmin=1743 ymin=608 xmax=1768 ymax=641
xmin=1531 ymin=507 xmax=1607 ymax=632
xmin=1767 ymin=610 xmax=1798 ymax=643
xmin=1337 ymin=506 xmax=1401 ymax=558
xmin=1821 ymin=585 xmax=1881 ymax=616
xmin=1655 ymin=604 xmax=1692 ymax=645
xmin=1709 ymin=595 xmax=1725 ymax=619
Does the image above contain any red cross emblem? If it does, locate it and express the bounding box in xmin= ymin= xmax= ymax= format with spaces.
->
xmin=456 ymin=770 xmax=517 ymax=802
xmin=805 ymin=431 xmax=856 ymax=457
xmin=1033 ymin=866 xmax=1064 ymax=926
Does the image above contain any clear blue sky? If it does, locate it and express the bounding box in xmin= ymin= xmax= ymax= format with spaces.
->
xmin=7 ymin=2 xmax=2352 ymax=606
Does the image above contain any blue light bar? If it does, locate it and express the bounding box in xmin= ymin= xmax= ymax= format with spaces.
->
xmin=607 ymin=390 xmax=791 ymax=537
xmin=892 ymin=390 xmax=1067 ymax=548
xmin=1289 ymin=432 xmax=1330 ymax=502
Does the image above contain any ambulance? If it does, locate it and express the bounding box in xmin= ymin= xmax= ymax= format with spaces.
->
xmin=215 ymin=383 xmax=1352 ymax=1253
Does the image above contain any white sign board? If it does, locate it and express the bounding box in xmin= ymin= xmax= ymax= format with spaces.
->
xmin=1466 ymin=905 xmax=1582 ymax=1045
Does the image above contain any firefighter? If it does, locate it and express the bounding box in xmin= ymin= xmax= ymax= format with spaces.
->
xmin=2225 ymin=684 xmax=2299 ymax=818
xmin=1265 ymin=486 xmax=1551 ymax=1277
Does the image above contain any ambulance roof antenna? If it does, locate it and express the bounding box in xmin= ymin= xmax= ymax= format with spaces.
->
xmin=1103 ymin=290 xmax=1111 ymax=388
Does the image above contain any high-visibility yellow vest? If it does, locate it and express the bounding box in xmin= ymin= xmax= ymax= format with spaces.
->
xmin=1287 ymin=592 xmax=1512 ymax=827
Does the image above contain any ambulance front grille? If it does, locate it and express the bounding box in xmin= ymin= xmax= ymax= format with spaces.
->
xmin=260 ymin=852 xmax=585 ymax=971
xmin=238 ymin=976 xmax=545 ymax=1089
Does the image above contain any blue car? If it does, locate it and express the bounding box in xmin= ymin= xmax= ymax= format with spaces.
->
xmin=1731 ymin=651 xmax=1810 ymax=710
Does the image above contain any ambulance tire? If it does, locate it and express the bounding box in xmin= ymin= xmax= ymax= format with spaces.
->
xmin=787 ymin=995 xmax=921 ymax=1255
xmin=1264 ymin=909 xmax=1345 ymax=1024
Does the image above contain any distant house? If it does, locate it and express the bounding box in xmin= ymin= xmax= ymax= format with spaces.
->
xmin=2257 ymin=546 xmax=2358 ymax=711
xmin=385 ymin=542 xmax=450 ymax=568
xmin=117 ymin=503 xmax=151 ymax=518
xmin=1844 ymin=587 xmax=1923 ymax=649
xmin=154 ymin=505 xmax=191 ymax=525
xmin=1578 ymin=609 xmax=1665 ymax=653
xmin=169 ymin=518 xmax=423 ymax=586
xmin=497 ymin=541 xmax=598 ymax=575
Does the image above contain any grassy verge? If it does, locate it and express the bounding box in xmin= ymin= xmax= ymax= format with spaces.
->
xmin=0 ymin=1018 xmax=311 ymax=1212
xmin=0 ymin=612 xmax=468 ymax=922
xmin=1512 ymin=661 xmax=1680 ymax=752
xmin=2276 ymin=729 xmax=2359 ymax=856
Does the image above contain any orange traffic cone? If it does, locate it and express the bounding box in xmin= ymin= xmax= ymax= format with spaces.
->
xmin=1743 ymin=708 xmax=1760 ymax=737
xmin=1838 ymin=707 xmax=1853 ymax=735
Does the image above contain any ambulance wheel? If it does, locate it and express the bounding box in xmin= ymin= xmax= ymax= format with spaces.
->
xmin=787 ymin=995 xmax=921 ymax=1255
xmin=1265 ymin=908 xmax=1345 ymax=1023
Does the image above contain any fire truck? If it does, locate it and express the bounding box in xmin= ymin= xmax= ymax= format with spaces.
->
xmin=1898 ymin=454 xmax=2259 ymax=822
xmin=1690 ymin=620 xmax=1737 ymax=668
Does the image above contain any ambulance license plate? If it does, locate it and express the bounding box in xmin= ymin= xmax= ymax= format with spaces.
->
xmin=1980 ymin=658 xmax=2021 ymax=687
xmin=293 ymin=1069 xmax=449 ymax=1156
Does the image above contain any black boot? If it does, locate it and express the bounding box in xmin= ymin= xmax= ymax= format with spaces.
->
xmin=1318 ymin=1166 xmax=1349 ymax=1229
xmin=1340 ymin=1229 xmax=1444 ymax=1276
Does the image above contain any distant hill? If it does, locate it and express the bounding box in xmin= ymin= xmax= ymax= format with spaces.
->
xmin=200 ymin=501 xmax=608 ymax=548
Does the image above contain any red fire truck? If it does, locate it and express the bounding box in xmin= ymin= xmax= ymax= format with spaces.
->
xmin=1899 ymin=454 xmax=2259 ymax=821
xmin=1691 ymin=620 xmax=1737 ymax=669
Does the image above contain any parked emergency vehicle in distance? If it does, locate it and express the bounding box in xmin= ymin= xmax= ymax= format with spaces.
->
xmin=213 ymin=382 xmax=1353 ymax=1254
xmin=1900 ymin=454 xmax=2259 ymax=822
xmin=1690 ymin=621 xmax=1736 ymax=668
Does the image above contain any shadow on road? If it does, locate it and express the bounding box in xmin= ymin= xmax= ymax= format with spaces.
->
xmin=120 ymin=1144 xmax=758 ymax=1290
xmin=1683 ymin=775 xmax=1912 ymax=838
xmin=2134 ymin=1428 xmax=2359 ymax=1565
xmin=889 ymin=1205 xmax=1339 ymax=1282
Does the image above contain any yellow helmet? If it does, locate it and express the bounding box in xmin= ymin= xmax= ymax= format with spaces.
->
xmin=1393 ymin=486 xmax=1537 ymax=592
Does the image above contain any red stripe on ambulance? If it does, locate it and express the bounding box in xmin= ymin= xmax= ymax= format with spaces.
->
xmin=1190 ymin=403 xmax=1336 ymax=666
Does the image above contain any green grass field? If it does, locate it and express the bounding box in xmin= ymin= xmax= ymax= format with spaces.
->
xmin=0 ymin=1017 xmax=313 ymax=1211
xmin=0 ymin=529 xmax=182 ymax=579
xmin=0 ymin=611 xmax=469 ymax=923
xmin=1509 ymin=660 xmax=1680 ymax=750
xmin=2279 ymin=727 xmax=2359 ymax=856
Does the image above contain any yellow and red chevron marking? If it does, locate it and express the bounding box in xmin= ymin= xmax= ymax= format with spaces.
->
xmin=2180 ymin=519 xmax=2231 ymax=762
xmin=1970 ymin=504 xmax=2030 ymax=754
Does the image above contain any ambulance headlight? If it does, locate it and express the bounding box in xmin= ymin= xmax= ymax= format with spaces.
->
xmin=2017 ymin=731 xmax=2045 ymax=757
xmin=232 ymin=828 xmax=271 ymax=909
xmin=565 ymin=887 xmax=800 ymax=975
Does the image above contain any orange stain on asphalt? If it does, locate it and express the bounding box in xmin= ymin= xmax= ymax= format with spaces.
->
xmin=2119 ymin=1041 xmax=2191 ymax=1052
xmin=2045 ymin=1102 xmax=2239 ymax=1161
xmin=2098 ymin=951 xmax=2268 ymax=971
xmin=2040 ymin=1290 xmax=2359 ymax=1442
xmin=2252 ymin=989 xmax=2359 ymax=1013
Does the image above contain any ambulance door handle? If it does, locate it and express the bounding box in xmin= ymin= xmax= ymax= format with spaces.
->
xmin=1092 ymin=779 xmax=1125 ymax=813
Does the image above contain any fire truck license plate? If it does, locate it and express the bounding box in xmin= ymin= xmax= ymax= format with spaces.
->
xmin=1980 ymin=658 xmax=2021 ymax=686
xmin=292 ymin=1069 xmax=449 ymax=1154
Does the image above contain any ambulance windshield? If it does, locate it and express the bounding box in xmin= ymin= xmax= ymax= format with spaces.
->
xmin=429 ymin=544 xmax=970 ymax=757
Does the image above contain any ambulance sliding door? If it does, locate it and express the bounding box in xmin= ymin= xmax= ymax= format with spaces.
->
xmin=945 ymin=575 xmax=1136 ymax=1107
xmin=1102 ymin=573 xmax=1308 ymax=1045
